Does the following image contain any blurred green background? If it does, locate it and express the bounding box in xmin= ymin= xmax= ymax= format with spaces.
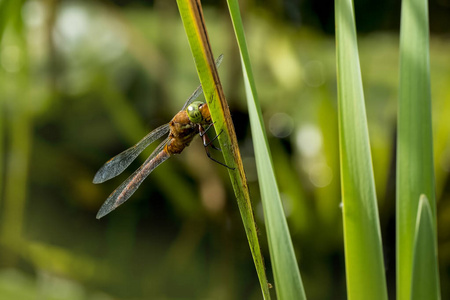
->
xmin=0 ymin=0 xmax=449 ymax=299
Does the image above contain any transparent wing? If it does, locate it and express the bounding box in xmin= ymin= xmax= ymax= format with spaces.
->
xmin=93 ymin=124 xmax=170 ymax=184
xmin=96 ymin=137 xmax=171 ymax=219
xmin=181 ymin=54 xmax=224 ymax=110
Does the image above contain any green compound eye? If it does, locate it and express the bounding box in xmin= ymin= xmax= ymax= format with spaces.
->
xmin=186 ymin=101 xmax=204 ymax=123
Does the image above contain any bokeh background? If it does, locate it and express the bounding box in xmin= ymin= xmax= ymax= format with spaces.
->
xmin=1 ymin=0 xmax=449 ymax=299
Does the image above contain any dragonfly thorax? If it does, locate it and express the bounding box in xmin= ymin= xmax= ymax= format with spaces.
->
xmin=186 ymin=101 xmax=205 ymax=123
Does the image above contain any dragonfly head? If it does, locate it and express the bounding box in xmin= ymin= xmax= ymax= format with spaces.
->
xmin=186 ymin=101 xmax=205 ymax=123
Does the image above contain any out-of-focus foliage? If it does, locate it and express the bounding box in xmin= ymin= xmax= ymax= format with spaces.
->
xmin=0 ymin=1 xmax=449 ymax=299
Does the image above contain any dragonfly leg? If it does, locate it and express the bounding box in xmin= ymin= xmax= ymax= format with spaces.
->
xmin=199 ymin=126 xmax=234 ymax=170
xmin=200 ymin=123 xmax=221 ymax=150
xmin=204 ymin=146 xmax=235 ymax=170
xmin=206 ymin=129 xmax=222 ymax=148
xmin=199 ymin=122 xmax=215 ymax=137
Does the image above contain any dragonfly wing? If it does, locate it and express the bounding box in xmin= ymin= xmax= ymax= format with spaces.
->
xmin=96 ymin=137 xmax=171 ymax=219
xmin=181 ymin=54 xmax=224 ymax=110
xmin=181 ymin=84 xmax=203 ymax=111
xmin=93 ymin=124 xmax=170 ymax=184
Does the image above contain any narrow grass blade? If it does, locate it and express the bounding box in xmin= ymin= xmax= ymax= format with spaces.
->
xmin=335 ymin=0 xmax=388 ymax=299
xmin=176 ymin=1 xmax=271 ymax=298
xmin=397 ymin=0 xmax=437 ymax=298
xmin=410 ymin=195 xmax=441 ymax=300
xmin=227 ymin=0 xmax=306 ymax=299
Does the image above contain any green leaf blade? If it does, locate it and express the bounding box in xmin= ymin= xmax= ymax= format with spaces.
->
xmin=176 ymin=1 xmax=271 ymax=298
xmin=228 ymin=1 xmax=306 ymax=299
xmin=335 ymin=0 xmax=388 ymax=299
xmin=410 ymin=195 xmax=441 ymax=300
xmin=397 ymin=0 xmax=438 ymax=298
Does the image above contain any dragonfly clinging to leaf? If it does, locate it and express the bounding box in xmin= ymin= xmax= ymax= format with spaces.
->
xmin=93 ymin=55 xmax=232 ymax=219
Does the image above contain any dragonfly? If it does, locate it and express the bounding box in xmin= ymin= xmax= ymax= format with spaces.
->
xmin=93 ymin=55 xmax=231 ymax=219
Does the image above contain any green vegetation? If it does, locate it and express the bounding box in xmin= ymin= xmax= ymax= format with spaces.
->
xmin=0 ymin=0 xmax=448 ymax=299
xmin=335 ymin=0 xmax=388 ymax=298
xmin=177 ymin=1 xmax=271 ymax=298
